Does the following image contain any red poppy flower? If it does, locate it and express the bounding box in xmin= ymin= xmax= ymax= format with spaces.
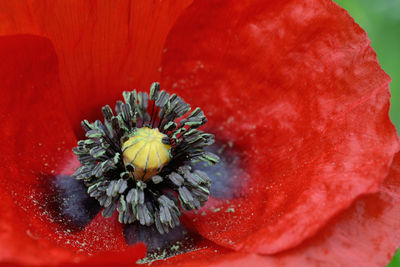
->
xmin=0 ymin=0 xmax=399 ymax=266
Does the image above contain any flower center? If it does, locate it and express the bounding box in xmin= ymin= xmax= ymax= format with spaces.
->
xmin=73 ymin=82 xmax=219 ymax=234
xmin=122 ymin=127 xmax=171 ymax=181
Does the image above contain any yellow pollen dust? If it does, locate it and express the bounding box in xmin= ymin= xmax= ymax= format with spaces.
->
xmin=122 ymin=127 xmax=171 ymax=181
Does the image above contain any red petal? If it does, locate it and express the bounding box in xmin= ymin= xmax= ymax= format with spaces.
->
xmin=264 ymin=151 xmax=400 ymax=266
xmin=0 ymin=191 xmax=145 ymax=266
xmin=0 ymin=35 xmax=145 ymax=265
xmin=0 ymin=1 xmax=193 ymax=134
xmin=0 ymin=34 xmax=76 ymax=205
xmin=161 ymin=0 xmax=400 ymax=254
xmin=155 ymin=153 xmax=400 ymax=266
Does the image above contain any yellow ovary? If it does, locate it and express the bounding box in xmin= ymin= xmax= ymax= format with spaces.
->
xmin=122 ymin=127 xmax=171 ymax=181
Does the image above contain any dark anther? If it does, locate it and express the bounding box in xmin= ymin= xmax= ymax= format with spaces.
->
xmin=72 ymin=82 xmax=218 ymax=234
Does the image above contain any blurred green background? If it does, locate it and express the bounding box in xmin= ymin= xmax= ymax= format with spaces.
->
xmin=333 ymin=1 xmax=400 ymax=266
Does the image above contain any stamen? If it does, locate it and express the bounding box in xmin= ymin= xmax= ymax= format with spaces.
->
xmin=72 ymin=82 xmax=219 ymax=234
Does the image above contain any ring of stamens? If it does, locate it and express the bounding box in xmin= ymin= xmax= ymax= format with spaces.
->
xmin=72 ymin=82 xmax=219 ymax=234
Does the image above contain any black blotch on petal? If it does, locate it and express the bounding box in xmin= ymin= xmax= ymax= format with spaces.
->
xmin=191 ymin=141 xmax=247 ymax=199
xmin=124 ymin=222 xmax=202 ymax=263
xmin=43 ymin=175 xmax=101 ymax=232
xmin=124 ymin=222 xmax=187 ymax=252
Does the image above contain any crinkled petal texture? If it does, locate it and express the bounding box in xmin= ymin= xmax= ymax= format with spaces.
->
xmin=155 ymin=152 xmax=400 ymax=266
xmin=0 ymin=0 xmax=399 ymax=266
xmin=161 ymin=0 xmax=400 ymax=254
